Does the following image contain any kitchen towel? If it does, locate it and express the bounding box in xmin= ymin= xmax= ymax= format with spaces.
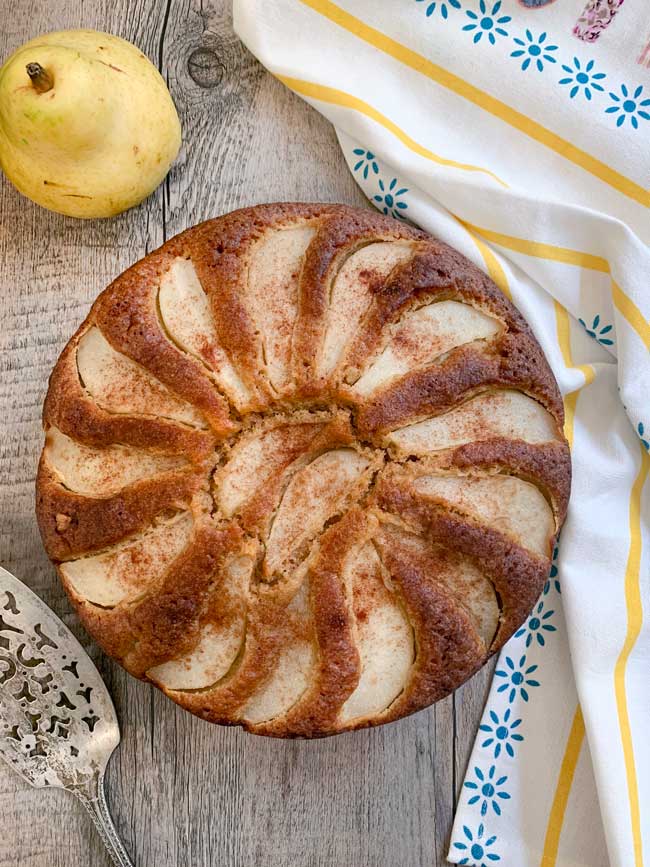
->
xmin=233 ymin=2 xmax=650 ymax=865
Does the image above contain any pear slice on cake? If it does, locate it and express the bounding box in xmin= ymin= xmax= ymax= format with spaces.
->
xmin=0 ymin=29 xmax=181 ymax=218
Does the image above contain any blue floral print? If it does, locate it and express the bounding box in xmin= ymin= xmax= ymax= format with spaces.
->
xmin=464 ymin=765 xmax=511 ymax=817
xmin=415 ymin=0 xmax=461 ymax=19
xmin=373 ymin=178 xmax=409 ymax=219
xmin=579 ymin=314 xmax=614 ymax=346
xmin=463 ymin=1 xmax=511 ymax=45
xmin=515 ymin=598 xmax=557 ymax=648
xmin=495 ymin=655 xmax=540 ymax=703
xmin=352 ymin=148 xmax=379 ymax=180
xmin=544 ymin=544 xmax=561 ymax=595
xmin=453 ymin=823 xmax=501 ymax=865
xmin=606 ymin=84 xmax=650 ymax=130
xmin=559 ymin=57 xmax=606 ymax=100
xmin=479 ymin=708 xmax=524 ymax=758
xmin=638 ymin=423 xmax=649 ymax=451
xmin=511 ymin=30 xmax=558 ymax=72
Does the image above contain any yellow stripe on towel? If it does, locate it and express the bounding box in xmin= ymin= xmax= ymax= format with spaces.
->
xmin=462 ymin=223 xmax=609 ymax=273
xmin=541 ymin=705 xmax=586 ymax=867
xmin=554 ymin=301 xmax=647 ymax=865
xmin=465 ymin=223 xmax=650 ymax=352
xmin=554 ymin=301 xmax=595 ymax=446
xmin=537 ymin=303 xmax=593 ymax=864
xmin=611 ymin=281 xmax=650 ymax=352
xmin=277 ymin=76 xmax=507 ymax=187
xmin=614 ymin=445 xmax=649 ymax=867
xmin=463 ymin=229 xmax=513 ymax=301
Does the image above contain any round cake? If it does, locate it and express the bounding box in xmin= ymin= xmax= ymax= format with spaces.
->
xmin=36 ymin=203 xmax=570 ymax=738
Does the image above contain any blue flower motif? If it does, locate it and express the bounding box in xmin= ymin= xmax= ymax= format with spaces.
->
xmin=373 ymin=178 xmax=409 ymax=219
xmin=544 ymin=544 xmax=561 ymax=595
xmin=463 ymin=1 xmax=511 ymax=45
xmin=511 ymin=30 xmax=558 ymax=72
xmin=464 ymin=765 xmax=511 ymax=816
xmin=558 ymin=57 xmax=606 ymax=101
xmin=605 ymin=84 xmax=650 ymax=130
xmin=578 ymin=314 xmax=614 ymax=346
xmin=495 ymin=655 xmax=540 ymax=703
xmin=352 ymin=148 xmax=379 ymax=180
xmin=479 ymin=708 xmax=524 ymax=758
xmin=515 ymin=598 xmax=557 ymax=648
xmin=638 ymin=423 xmax=649 ymax=451
xmin=453 ymin=823 xmax=501 ymax=864
xmin=415 ymin=0 xmax=461 ymax=19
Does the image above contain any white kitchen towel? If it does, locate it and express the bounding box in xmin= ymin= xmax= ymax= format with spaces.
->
xmin=233 ymin=2 xmax=650 ymax=865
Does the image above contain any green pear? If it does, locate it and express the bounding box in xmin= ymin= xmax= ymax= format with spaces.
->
xmin=0 ymin=30 xmax=181 ymax=218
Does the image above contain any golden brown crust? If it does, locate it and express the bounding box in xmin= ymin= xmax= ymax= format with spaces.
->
xmin=75 ymin=519 xmax=243 ymax=675
xmin=164 ymin=579 xmax=299 ymax=726
xmin=44 ymin=329 xmax=216 ymax=461
xmin=94 ymin=249 xmax=235 ymax=436
xmin=36 ymin=458 xmax=204 ymax=560
xmin=354 ymin=332 xmax=564 ymax=437
xmin=36 ymin=202 xmax=571 ymax=738
xmin=262 ymin=509 xmax=366 ymax=738
xmin=373 ymin=463 xmax=554 ymax=649
xmin=292 ymin=208 xmax=425 ymax=393
xmin=188 ymin=203 xmax=335 ymax=405
xmin=341 ymin=240 xmax=524 ymax=386
xmin=218 ymin=409 xmax=358 ymax=536
xmin=373 ymin=524 xmax=486 ymax=719
xmin=415 ymin=439 xmax=571 ymax=528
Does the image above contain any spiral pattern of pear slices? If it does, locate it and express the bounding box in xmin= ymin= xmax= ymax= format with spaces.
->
xmin=36 ymin=203 xmax=570 ymax=738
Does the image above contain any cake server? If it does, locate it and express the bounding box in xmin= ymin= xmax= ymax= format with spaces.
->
xmin=0 ymin=566 xmax=133 ymax=867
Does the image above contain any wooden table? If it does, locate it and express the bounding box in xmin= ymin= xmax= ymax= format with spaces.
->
xmin=0 ymin=3 xmax=493 ymax=864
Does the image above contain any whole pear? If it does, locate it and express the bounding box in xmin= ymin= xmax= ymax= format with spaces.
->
xmin=0 ymin=30 xmax=181 ymax=218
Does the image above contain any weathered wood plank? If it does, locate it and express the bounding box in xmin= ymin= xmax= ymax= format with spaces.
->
xmin=1 ymin=2 xmax=168 ymax=864
xmin=0 ymin=2 xmax=486 ymax=864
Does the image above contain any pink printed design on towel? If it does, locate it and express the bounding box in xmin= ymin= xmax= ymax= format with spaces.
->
xmin=639 ymin=32 xmax=650 ymax=68
xmin=574 ymin=0 xmax=625 ymax=43
xmin=517 ymin=0 xmax=560 ymax=7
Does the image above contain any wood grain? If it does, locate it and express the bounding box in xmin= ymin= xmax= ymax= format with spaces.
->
xmin=0 ymin=2 xmax=492 ymax=864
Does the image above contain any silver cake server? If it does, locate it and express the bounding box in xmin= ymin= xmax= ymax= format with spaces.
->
xmin=0 ymin=566 xmax=133 ymax=867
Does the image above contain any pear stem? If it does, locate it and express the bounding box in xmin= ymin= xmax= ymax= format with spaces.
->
xmin=26 ymin=62 xmax=53 ymax=94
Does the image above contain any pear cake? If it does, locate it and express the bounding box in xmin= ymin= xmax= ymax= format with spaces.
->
xmin=36 ymin=203 xmax=570 ymax=738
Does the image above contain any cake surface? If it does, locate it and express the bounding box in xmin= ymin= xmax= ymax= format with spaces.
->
xmin=36 ymin=203 xmax=570 ymax=738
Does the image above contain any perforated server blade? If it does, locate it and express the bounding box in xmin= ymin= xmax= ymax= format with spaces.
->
xmin=0 ymin=566 xmax=133 ymax=866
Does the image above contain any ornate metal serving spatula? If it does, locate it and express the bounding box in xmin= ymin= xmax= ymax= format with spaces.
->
xmin=0 ymin=566 xmax=133 ymax=867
